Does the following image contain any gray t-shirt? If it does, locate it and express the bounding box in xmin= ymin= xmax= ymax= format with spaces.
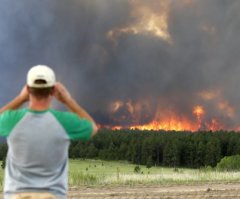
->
xmin=0 ymin=109 xmax=93 ymax=199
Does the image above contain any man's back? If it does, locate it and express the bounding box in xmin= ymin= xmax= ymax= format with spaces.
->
xmin=1 ymin=109 xmax=93 ymax=199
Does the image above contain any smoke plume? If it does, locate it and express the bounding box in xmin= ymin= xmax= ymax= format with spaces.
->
xmin=1 ymin=0 xmax=240 ymax=130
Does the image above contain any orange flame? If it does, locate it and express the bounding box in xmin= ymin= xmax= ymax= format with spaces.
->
xmin=129 ymin=116 xmax=197 ymax=131
xmin=105 ymin=97 xmax=232 ymax=131
xmin=205 ymin=119 xmax=224 ymax=131
xmin=193 ymin=105 xmax=205 ymax=129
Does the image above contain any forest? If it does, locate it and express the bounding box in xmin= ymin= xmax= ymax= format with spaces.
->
xmin=1 ymin=129 xmax=240 ymax=168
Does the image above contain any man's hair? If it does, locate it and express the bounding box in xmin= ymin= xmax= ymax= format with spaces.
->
xmin=28 ymin=79 xmax=54 ymax=99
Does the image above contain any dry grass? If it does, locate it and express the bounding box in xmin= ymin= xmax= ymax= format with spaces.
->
xmin=68 ymin=159 xmax=240 ymax=186
xmin=1 ymin=159 xmax=240 ymax=191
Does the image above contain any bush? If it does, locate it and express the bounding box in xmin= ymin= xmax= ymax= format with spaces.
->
xmin=216 ymin=155 xmax=240 ymax=171
xmin=134 ymin=165 xmax=141 ymax=173
xmin=146 ymin=157 xmax=153 ymax=169
xmin=1 ymin=157 xmax=6 ymax=170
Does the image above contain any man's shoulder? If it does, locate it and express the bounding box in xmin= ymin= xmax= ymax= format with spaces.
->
xmin=49 ymin=109 xmax=78 ymax=118
xmin=49 ymin=109 xmax=93 ymax=141
xmin=0 ymin=109 xmax=28 ymax=137
xmin=49 ymin=109 xmax=80 ymax=125
xmin=0 ymin=108 xmax=28 ymax=119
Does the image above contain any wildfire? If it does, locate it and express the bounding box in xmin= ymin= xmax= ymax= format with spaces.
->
xmin=198 ymin=89 xmax=235 ymax=118
xmin=129 ymin=116 xmax=197 ymax=131
xmin=193 ymin=105 xmax=205 ymax=130
xmin=193 ymin=105 xmax=205 ymax=116
xmin=110 ymin=101 xmax=124 ymax=113
xmin=205 ymin=119 xmax=224 ymax=132
xmin=111 ymin=106 xmax=205 ymax=132
xmin=104 ymin=94 xmax=235 ymax=132
xmin=107 ymin=0 xmax=172 ymax=45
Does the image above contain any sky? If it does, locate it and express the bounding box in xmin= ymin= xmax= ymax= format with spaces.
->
xmin=1 ymin=0 xmax=240 ymax=130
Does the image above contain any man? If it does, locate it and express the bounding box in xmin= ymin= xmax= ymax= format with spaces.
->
xmin=0 ymin=65 xmax=98 ymax=199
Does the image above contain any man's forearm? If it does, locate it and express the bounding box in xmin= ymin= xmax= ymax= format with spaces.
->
xmin=64 ymin=97 xmax=98 ymax=136
xmin=65 ymin=98 xmax=93 ymax=121
xmin=0 ymin=96 xmax=26 ymax=114
xmin=54 ymin=82 xmax=98 ymax=136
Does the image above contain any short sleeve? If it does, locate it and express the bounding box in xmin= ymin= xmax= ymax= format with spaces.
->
xmin=0 ymin=109 xmax=27 ymax=137
xmin=50 ymin=110 xmax=93 ymax=141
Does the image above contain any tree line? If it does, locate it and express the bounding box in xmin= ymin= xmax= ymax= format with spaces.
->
xmin=1 ymin=129 xmax=240 ymax=168
xmin=69 ymin=129 xmax=240 ymax=168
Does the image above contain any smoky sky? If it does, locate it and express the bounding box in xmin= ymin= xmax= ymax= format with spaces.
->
xmin=1 ymin=0 xmax=240 ymax=129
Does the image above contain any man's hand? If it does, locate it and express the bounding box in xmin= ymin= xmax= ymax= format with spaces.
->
xmin=18 ymin=85 xmax=29 ymax=103
xmin=0 ymin=85 xmax=29 ymax=113
xmin=54 ymin=82 xmax=72 ymax=104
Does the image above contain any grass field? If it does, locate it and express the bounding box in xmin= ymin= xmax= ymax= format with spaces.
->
xmin=68 ymin=159 xmax=240 ymax=186
xmin=1 ymin=159 xmax=240 ymax=191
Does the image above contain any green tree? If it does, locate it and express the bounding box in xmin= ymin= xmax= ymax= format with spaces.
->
xmin=131 ymin=140 xmax=142 ymax=164
xmin=146 ymin=156 xmax=153 ymax=168
xmin=119 ymin=143 xmax=128 ymax=160
xmin=70 ymin=145 xmax=81 ymax=159
xmin=205 ymin=137 xmax=221 ymax=167
xmin=195 ymin=141 xmax=205 ymax=167
xmin=107 ymin=142 xmax=117 ymax=160
xmin=163 ymin=139 xmax=181 ymax=167
xmin=141 ymin=138 xmax=154 ymax=165
xmin=181 ymin=138 xmax=195 ymax=167
xmin=0 ymin=144 xmax=8 ymax=160
xmin=86 ymin=143 xmax=98 ymax=158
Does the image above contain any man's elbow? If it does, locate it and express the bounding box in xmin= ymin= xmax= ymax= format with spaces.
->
xmin=91 ymin=123 xmax=99 ymax=137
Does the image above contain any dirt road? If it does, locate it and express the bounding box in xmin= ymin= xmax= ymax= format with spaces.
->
xmin=1 ymin=183 xmax=240 ymax=198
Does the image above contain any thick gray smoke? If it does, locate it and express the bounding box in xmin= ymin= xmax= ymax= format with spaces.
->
xmin=0 ymin=0 xmax=240 ymax=130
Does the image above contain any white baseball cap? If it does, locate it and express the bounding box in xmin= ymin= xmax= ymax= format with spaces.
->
xmin=27 ymin=65 xmax=56 ymax=88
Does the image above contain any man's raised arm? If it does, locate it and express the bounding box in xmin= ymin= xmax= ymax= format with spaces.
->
xmin=54 ymin=82 xmax=98 ymax=137
xmin=0 ymin=86 xmax=29 ymax=114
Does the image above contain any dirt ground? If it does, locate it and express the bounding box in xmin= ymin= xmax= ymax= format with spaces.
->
xmin=2 ymin=183 xmax=240 ymax=198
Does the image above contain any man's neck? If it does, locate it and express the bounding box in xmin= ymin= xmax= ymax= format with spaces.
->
xmin=28 ymin=97 xmax=52 ymax=111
